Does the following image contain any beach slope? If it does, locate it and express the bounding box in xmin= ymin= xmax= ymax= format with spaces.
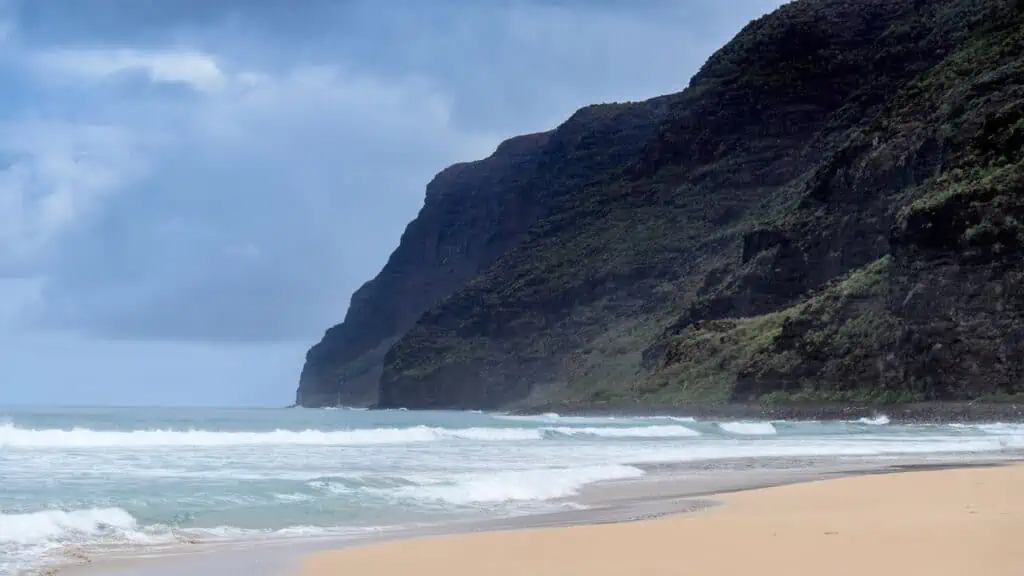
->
xmin=297 ymin=464 xmax=1022 ymax=576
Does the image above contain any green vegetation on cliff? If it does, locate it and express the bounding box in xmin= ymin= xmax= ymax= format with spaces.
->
xmin=301 ymin=0 xmax=1024 ymax=411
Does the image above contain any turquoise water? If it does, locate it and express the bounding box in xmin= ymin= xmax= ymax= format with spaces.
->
xmin=1 ymin=406 xmax=1022 ymax=574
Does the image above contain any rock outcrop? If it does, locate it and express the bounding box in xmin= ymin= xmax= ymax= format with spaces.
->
xmin=301 ymin=0 xmax=1024 ymax=410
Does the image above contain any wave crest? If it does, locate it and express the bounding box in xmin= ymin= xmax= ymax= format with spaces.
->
xmin=0 ymin=422 xmax=714 ymax=448
xmin=545 ymin=425 xmax=700 ymax=438
xmin=0 ymin=508 xmax=141 ymax=546
xmin=393 ymin=464 xmax=646 ymax=504
xmin=857 ymin=415 xmax=891 ymax=426
xmin=716 ymin=422 xmax=777 ymax=435
xmin=0 ymin=423 xmax=544 ymax=448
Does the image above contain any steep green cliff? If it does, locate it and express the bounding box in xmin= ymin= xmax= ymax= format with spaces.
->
xmin=302 ymin=0 xmax=1024 ymax=410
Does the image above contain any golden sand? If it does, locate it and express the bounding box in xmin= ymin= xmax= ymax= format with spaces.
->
xmin=296 ymin=464 xmax=1022 ymax=576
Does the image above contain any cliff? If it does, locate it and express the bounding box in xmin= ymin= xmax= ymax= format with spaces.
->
xmin=298 ymin=102 xmax=660 ymax=406
xmin=297 ymin=131 xmax=552 ymax=406
xmin=301 ymin=0 xmax=1024 ymax=410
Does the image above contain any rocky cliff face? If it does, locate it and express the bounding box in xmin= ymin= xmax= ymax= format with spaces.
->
xmin=304 ymin=0 xmax=1024 ymax=410
xmin=297 ymin=132 xmax=552 ymax=406
xmin=297 ymin=100 xmax=662 ymax=406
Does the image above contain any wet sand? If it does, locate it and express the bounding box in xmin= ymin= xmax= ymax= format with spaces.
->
xmin=296 ymin=463 xmax=1022 ymax=576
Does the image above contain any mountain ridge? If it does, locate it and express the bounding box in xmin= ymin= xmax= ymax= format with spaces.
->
xmin=299 ymin=0 xmax=1024 ymax=411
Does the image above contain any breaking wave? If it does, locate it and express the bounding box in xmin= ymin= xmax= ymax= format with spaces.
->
xmin=857 ymin=414 xmax=891 ymax=425
xmin=0 ymin=507 xmax=389 ymax=574
xmin=0 ymin=508 xmax=144 ymax=547
xmin=492 ymin=413 xmax=697 ymax=425
xmin=0 ymin=422 xmax=713 ymax=448
xmin=390 ymin=464 xmax=646 ymax=504
xmin=716 ymin=422 xmax=777 ymax=435
xmin=545 ymin=425 xmax=701 ymax=438
xmin=0 ymin=424 xmax=544 ymax=448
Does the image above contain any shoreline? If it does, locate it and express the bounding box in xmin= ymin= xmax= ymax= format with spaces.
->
xmin=60 ymin=454 xmax=1022 ymax=576
xmin=296 ymin=461 xmax=1023 ymax=576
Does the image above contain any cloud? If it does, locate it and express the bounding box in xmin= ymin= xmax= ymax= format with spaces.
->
xmin=0 ymin=120 xmax=151 ymax=274
xmin=0 ymin=0 xmax=787 ymax=344
xmin=34 ymin=48 xmax=226 ymax=92
xmin=17 ymin=49 xmax=498 ymax=341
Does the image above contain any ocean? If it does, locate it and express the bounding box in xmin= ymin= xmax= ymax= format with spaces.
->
xmin=1 ymin=406 xmax=1022 ymax=574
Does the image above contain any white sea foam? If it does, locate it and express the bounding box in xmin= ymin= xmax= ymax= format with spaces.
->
xmin=0 ymin=508 xmax=142 ymax=546
xmin=857 ymin=414 xmax=891 ymax=425
xmin=978 ymin=423 xmax=1024 ymax=435
xmin=451 ymin=427 xmax=543 ymax=441
xmin=621 ymin=436 xmax=1024 ymax=465
xmin=308 ymin=479 xmax=357 ymax=495
xmin=716 ymin=421 xmax=777 ymax=435
xmin=545 ymin=425 xmax=701 ymax=438
xmin=178 ymin=523 xmax=392 ymax=543
xmin=394 ymin=464 xmax=646 ymax=504
xmin=0 ymin=507 xmax=389 ymax=573
xmin=272 ymin=493 xmax=316 ymax=503
xmin=492 ymin=412 xmax=624 ymax=424
xmin=0 ymin=423 xmax=541 ymax=448
xmin=0 ymin=507 xmax=167 ymax=572
xmin=493 ymin=412 xmax=699 ymax=425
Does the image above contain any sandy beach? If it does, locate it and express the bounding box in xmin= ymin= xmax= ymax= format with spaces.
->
xmin=296 ymin=463 xmax=1022 ymax=576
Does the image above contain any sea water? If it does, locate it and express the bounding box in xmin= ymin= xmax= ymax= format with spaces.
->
xmin=1 ymin=406 xmax=1022 ymax=574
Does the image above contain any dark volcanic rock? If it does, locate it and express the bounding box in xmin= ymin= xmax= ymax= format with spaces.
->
xmin=297 ymin=101 xmax=662 ymax=406
xmin=306 ymin=0 xmax=1024 ymax=411
xmin=296 ymin=132 xmax=551 ymax=406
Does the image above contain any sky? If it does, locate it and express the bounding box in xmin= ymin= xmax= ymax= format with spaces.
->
xmin=0 ymin=0 xmax=785 ymax=407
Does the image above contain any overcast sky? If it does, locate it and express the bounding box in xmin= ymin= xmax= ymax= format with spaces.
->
xmin=0 ymin=0 xmax=784 ymax=407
